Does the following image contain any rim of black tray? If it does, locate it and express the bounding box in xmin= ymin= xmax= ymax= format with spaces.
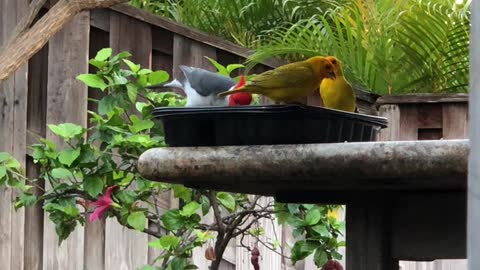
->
xmin=152 ymin=104 xmax=388 ymax=128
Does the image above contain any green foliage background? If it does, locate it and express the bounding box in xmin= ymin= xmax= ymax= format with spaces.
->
xmin=130 ymin=0 xmax=471 ymax=94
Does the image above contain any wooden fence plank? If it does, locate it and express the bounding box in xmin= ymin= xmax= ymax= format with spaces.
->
xmin=105 ymin=11 xmax=151 ymax=270
xmin=43 ymin=11 xmax=89 ymax=270
xmin=0 ymin=1 xmax=29 ymax=270
xmin=110 ymin=12 xmax=152 ymax=66
xmin=0 ymin=2 xmax=16 ymax=268
xmin=442 ymin=103 xmax=469 ymax=139
xmin=173 ymin=35 xmax=217 ymax=75
xmin=25 ymin=42 xmax=49 ymax=270
xmin=83 ymin=26 xmax=110 ymax=270
xmin=399 ymin=105 xmax=419 ymax=140
xmin=378 ymin=104 xmax=400 ymax=141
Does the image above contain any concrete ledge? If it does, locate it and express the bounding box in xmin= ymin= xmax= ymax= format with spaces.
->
xmin=138 ymin=140 xmax=468 ymax=196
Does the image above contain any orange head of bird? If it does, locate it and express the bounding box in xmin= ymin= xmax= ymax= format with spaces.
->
xmin=326 ymin=56 xmax=343 ymax=77
xmin=305 ymin=56 xmax=336 ymax=81
xmin=229 ymin=75 xmax=252 ymax=106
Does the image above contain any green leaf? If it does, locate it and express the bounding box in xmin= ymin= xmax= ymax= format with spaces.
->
xmin=226 ymin=63 xmax=245 ymax=74
xmin=149 ymin=235 xmax=180 ymax=250
xmin=216 ymin=192 xmax=235 ymax=212
xmin=148 ymin=71 xmax=169 ymax=85
xmin=168 ymin=257 xmax=187 ymax=270
xmin=15 ymin=193 xmax=37 ymax=209
xmin=127 ymin=211 xmax=146 ymax=231
xmin=58 ymin=148 xmax=81 ymax=166
xmin=98 ymin=95 xmax=117 ymax=115
xmin=313 ymin=248 xmax=329 ymax=268
xmin=172 ymin=184 xmax=192 ymax=202
xmin=138 ymin=69 xmax=152 ymax=75
xmin=129 ymin=115 xmax=154 ymax=133
xmin=290 ymin=240 xmax=317 ymax=263
xmin=50 ymin=168 xmax=73 ymax=179
xmin=76 ymin=74 xmax=107 ymax=90
xmin=127 ymin=84 xmax=138 ymax=103
xmin=0 ymin=166 xmax=6 ymax=179
xmin=331 ymin=250 xmax=343 ymax=260
xmin=83 ymin=176 xmax=104 ymax=197
xmin=180 ymin=201 xmax=200 ymax=217
xmin=205 ymin=56 xmax=228 ymax=76
xmin=199 ymin=195 xmax=211 ymax=215
xmin=95 ymin=48 xmax=112 ymax=61
xmin=161 ymin=209 xmax=182 ymax=231
xmin=0 ymin=152 xmax=10 ymax=162
xmin=123 ymin=59 xmax=141 ymax=73
xmin=113 ymin=73 xmax=128 ymax=85
xmin=305 ymin=208 xmax=321 ymax=225
xmin=312 ymin=224 xmax=330 ymax=237
xmin=89 ymin=59 xmax=107 ymax=69
xmin=135 ymin=102 xmax=150 ymax=114
xmin=111 ymin=51 xmax=132 ymax=62
xmin=6 ymin=158 xmax=20 ymax=169
xmin=48 ymin=123 xmax=85 ymax=139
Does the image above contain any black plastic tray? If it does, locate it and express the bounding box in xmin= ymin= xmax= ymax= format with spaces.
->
xmin=152 ymin=105 xmax=388 ymax=147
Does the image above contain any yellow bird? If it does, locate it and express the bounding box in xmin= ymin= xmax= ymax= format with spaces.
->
xmin=218 ymin=56 xmax=336 ymax=103
xmin=320 ymin=56 xmax=356 ymax=112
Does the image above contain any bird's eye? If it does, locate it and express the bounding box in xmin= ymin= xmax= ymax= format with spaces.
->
xmin=331 ymin=60 xmax=337 ymax=64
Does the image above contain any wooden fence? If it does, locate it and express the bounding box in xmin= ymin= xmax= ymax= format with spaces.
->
xmin=0 ymin=1 xmax=467 ymax=270
xmin=377 ymin=94 xmax=469 ymax=270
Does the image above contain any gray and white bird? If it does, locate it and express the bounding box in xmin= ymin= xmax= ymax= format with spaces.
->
xmin=148 ymin=65 xmax=245 ymax=107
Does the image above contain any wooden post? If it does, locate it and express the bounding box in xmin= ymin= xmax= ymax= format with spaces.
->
xmin=468 ymin=0 xmax=480 ymax=269
xmin=346 ymin=201 xmax=398 ymax=270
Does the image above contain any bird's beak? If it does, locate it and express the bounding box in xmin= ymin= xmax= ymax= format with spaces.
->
xmin=328 ymin=71 xmax=336 ymax=80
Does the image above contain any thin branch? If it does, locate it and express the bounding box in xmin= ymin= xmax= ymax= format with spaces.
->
xmin=209 ymin=190 xmax=225 ymax=234
xmin=246 ymin=233 xmax=290 ymax=259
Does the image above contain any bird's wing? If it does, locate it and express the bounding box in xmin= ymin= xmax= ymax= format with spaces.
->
xmin=179 ymin=66 xmax=236 ymax=96
xmin=250 ymin=64 xmax=314 ymax=89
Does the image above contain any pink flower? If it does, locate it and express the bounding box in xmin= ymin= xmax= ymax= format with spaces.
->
xmin=89 ymin=186 xmax=117 ymax=222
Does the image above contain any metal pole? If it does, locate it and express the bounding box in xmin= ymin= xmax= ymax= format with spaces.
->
xmin=469 ymin=0 xmax=480 ymax=269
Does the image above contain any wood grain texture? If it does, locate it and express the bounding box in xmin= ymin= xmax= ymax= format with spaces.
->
xmin=24 ymin=24 xmax=49 ymax=270
xmin=152 ymin=26 xmax=173 ymax=55
xmin=399 ymin=105 xmax=419 ymax=140
xmin=105 ymin=12 xmax=151 ymax=270
xmin=442 ymin=103 xmax=469 ymax=139
xmin=171 ymin=34 xmax=216 ymax=95
xmin=378 ymin=104 xmax=400 ymax=141
xmin=173 ymin=34 xmax=217 ymax=74
xmin=43 ymin=11 xmax=89 ymax=270
xmin=417 ymin=104 xmax=443 ymax=129
xmin=104 ymin=223 xmax=149 ymax=269
xmin=376 ymin=93 xmax=468 ymax=104
xmin=0 ymin=1 xmax=29 ymax=270
xmin=83 ymin=26 xmax=109 ymax=270
xmin=0 ymin=0 xmax=128 ymax=81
